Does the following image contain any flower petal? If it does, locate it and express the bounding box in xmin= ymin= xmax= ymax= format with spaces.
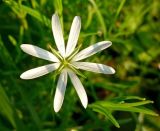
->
xmin=54 ymin=69 xmax=68 ymax=112
xmin=52 ymin=14 xmax=65 ymax=57
xmin=72 ymin=62 xmax=115 ymax=74
xmin=21 ymin=44 xmax=59 ymax=62
xmin=65 ymin=16 xmax=81 ymax=57
xmin=20 ymin=63 xmax=60 ymax=79
xmin=68 ymin=69 xmax=88 ymax=108
xmin=72 ymin=41 xmax=112 ymax=61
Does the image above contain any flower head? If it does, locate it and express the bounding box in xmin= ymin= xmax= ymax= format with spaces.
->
xmin=20 ymin=14 xmax=115 ymax=112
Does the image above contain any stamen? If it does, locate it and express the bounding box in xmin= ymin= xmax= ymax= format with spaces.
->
xmin=66 ymin=44 xmax=82 ymax=61
xmin=68 ymin=63 xmax=86 ymax=78
xmin=49 ymin=45 xmax=63 ymax=60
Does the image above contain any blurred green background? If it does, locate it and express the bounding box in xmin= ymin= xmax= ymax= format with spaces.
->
xmin=0 ymin=0 xmax=160 ymax=130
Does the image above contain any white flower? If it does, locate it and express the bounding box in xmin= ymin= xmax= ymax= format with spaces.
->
xmin=20 ymin=14 xmax=115 ymax=112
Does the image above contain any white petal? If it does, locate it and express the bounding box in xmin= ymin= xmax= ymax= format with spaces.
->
xmin=54 ymin=69 xmax=68 ymax=112
xmin=65 ymin=16 xmax=81 ymax=57
xmin=52 ymin=14 xmax=65 ymax=57
xmin=72 ymin=41 xmax=112 ymax=61
xmin=21 ymin=44 xmax=59 ymax=62
xmin=68 ymin=69 xmax=88 ymax=108
xmin=20 ymin=63 xmax=60 ymax=79
xmin=72 ymin=62 xmax=115 ymax=74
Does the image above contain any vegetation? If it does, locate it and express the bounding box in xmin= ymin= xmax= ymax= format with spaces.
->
xmin=0 ymin=0 xmax=159 ymax=130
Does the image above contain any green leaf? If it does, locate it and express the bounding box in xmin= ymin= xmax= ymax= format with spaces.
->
xmin=98 ymin=100 xmax=154 ymax=108
xmin=0 ymin=36 xmax=15 ymax=68
xmin=4 ymin=0 xmax=51 ymax=28
xmin=90 ymin=104 xmax=120 ymax=128
xmin=89 ymin=0 xmax=106 ymax=37
xmin=92 ymin=98 xmax=158 ymax=116
xmin=109 ymin=96 xmax=146 ymax=103
xmin=110 ymin=106 xmax=158 ymax=116
xmin=109 ymin=0 xmax=126 ymax=35
xmin=0 ymin=85 xmax=16 ymax=128
xmin=0 ymin=85 xmax=25 ymax=130
xmin=89 ymin=97 xmax=158 ymax=128
xmin=8 ymin=35 xmax=17 ymax=46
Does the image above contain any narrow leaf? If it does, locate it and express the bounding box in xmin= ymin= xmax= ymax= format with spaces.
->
xmin=90 ymin=104 xmax=120 ymax=128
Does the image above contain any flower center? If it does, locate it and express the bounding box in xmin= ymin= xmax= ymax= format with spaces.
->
xmin=62 ymin=58 xmax=69 ymax=67
xmin=49 ymin=45 xmax=85 ymax=78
